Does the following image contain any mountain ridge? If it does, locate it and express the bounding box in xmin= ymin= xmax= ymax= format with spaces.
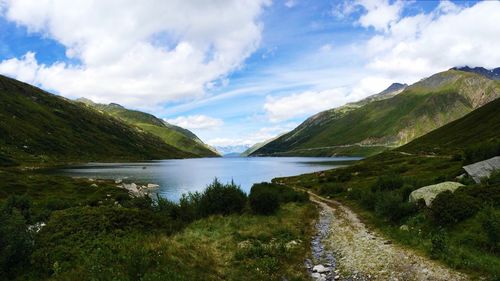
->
xmin=0 ymin=74 xmax=195 ymax=165
xmin=251 ymin=68 xmax=500 ymax=157
xmin=76 ymin=98 xmax=219 ymax=157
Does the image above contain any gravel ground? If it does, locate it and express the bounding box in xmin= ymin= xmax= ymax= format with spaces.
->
xmin=307 ymin=192 xmax=469 ymax=281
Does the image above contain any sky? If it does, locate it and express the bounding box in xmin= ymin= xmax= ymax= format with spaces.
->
xmin=1 ymin=0 xmax=499 ymax=149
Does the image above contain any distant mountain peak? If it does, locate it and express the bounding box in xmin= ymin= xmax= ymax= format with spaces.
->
xmin=451 ymin=66 xmax=500 ymax=80
xmin=75 ymin=97 xmax=95 ymax=105
xmin=108 ymin=103 xmax=124 ymax=108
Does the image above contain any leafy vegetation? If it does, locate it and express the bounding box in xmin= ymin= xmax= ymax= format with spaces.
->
xmin=0 ymin=75 xmax=194 ymax=165
xmin=276 ymin=97 xmax=500 ymax=280
xmin=253 ymin=70 xmax=500 ymax=157
xmin=0 ymin=173 xmax=313 ymax=281
xmin=248 ymin=182 xmax=308 ymax=215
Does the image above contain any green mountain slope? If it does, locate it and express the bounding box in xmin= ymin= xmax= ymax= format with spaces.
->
xmin=399 ymin=97 xmax=500 ymax=155
xmin=252 ymin=69 xmax=500 ymax=157
xmin=77 ymin=99 xmax=218 ymax=157
xmin=0 ymin=75 xmax=194 ymax=165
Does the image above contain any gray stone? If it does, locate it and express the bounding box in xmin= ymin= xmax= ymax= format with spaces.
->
xmin=408 ymin=181 xmax=463 ymax=206
xmin=313 ymin=264 xmax=330 ymax=273
xmin=463 ymin=156 xmax=500 ymax=183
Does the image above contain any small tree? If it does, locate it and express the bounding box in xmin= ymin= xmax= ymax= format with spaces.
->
xmin=249 ymin=188 xmax=279 ymax=215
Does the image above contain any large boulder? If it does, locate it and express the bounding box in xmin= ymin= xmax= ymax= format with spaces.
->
xmin=409 ymin=182 xmax=464 ymax=206
xmin=463 ymin=156 xmax=500 ymax=183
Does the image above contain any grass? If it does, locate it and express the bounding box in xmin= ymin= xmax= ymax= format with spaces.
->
xmin=0 ymin=169 xmax=316 ymax=281
xmin=82 ymin=102 xmax=218 ymax=157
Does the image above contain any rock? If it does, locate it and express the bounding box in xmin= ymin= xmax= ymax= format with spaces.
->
xmin=90 ymin=183 xmax=98 ymax=188
xmin=399 ymin=225 xmax=409 ymax=231
xmin=147 ymin=183 xmax=160 ymax=188
xmin=311 ymin=272 xmax=321 ymax=279
xmin=334 ymin=275 xmax=340 ymax=280
xmin=313 ymin=264 xmax=330 ymax=273
xmin=408 ymin=181 xmax=464 ymax=206
xmin=115 ymin=179 xmax=123 ymax=184
xmin=463 ymin=156 xmax=500 ymax=183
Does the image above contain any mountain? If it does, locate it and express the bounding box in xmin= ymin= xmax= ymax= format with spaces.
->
xmin=76 ymin=99 xmax=219 ymax=157
xmin=252 ymin=69 xmax=500 ymax=157
xmin=399 ymin=97 xmax=500 ymax=155
xmin=451 ymin=66 xmax=500 ymax=80
xmin=241 ymin=135 xmax=283 ymax=157
xmin=0 ymin=74 xmax=195 ymax=165
xmin=214 ymin=145 xmax=251 ymax=155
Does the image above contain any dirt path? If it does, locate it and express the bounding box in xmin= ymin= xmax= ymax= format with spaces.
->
xmin=306 ymin=192 xmax=469 ymax=281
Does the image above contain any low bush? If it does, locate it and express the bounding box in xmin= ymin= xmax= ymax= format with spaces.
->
xmin=198 ymin=179 xmax=247 ymax=217
xmin=478 ymin=207 xmax=500 ymax=253
xmin=374 ymin=192 xmax=417 ymax=223
xmin=318 ymin=182 xmax=345 ymax=196
xmin=430 ymin=190 xmax=480 ymax=225
xmin=370 ymin=175 xmax=404 ymax=192
xmin=463 ymin=141 xmax=500 ymax=165
xmin=249 ymin=188 xmax=279 ymax=215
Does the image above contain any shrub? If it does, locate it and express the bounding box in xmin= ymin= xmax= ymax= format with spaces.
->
xmin=197 ymin=179 xmax=247 ymax=217
xmin=251 ymin=183 xmax=308 ymax=204
xmin=430 ymin=229 xmax=447 ymax=259
xmin=0 ymin=209 xmax=33 ymax=279
xmin=371 ymin=175 xmax=404 ymax=192
xmin=374 ymin=192 xmax=417 ymax=223
xmin=2 ymin=194 xmax=33 ymax=223
xmin=318 ymin=182 xmax=344 ymax=197
xmin=463 ymin=141 xmax=500 ymax=165
xmin=478 ymin=207 xmax=500 ymax=253
xmin=430 ymin=191 xmax=480 ymax=225
xmin=249 ymin=188 xmax=279 ymax=215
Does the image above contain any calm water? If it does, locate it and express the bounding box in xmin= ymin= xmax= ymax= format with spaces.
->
xmin=52 ymin=157 xmax=360 ymax=201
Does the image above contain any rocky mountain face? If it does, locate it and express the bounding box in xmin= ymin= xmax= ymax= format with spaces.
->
xmin=451 ymin=66 xmax=500 ymax=80
xmin=252 ymin=68 xmax=500 ymax=157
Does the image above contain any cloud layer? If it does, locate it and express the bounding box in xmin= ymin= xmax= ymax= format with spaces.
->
xmin=0 ymin=0 xmax=269 ymax=107
xmin=166 ymin=115 xmax=223 ymax=130
xmin=264 ymin=0 xmax=500 ymax=122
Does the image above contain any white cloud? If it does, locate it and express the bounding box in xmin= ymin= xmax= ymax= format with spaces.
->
xmin=356 ymin=0 xmax=404 ymax=32
xmin=263 ymin=76 xmax=393 ymax=122
xmin=264 ymin=88 xmax=348 ymax=122
xmin=284 ymin=0 xmax=296 ymax=8
xmin=166 ymin=115 xmax=223 ymax=130
xmin=332 ymin=0 xmax=403 ymax=31
xmin=0 ymin=0 xmax=269 ymax=108
xmin=363 ymin=1 xmax=500 ymax=82
xmin=207 ymin=123 xmax=297 ymax=147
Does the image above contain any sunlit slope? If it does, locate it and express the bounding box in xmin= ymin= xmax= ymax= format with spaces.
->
xmin=399 ymin=97 xmax=500 ymax=155
xmin=77 ymin=100 xmax=219 ymax=157
xmin=252 ymin=70 xmax=500 ymax=157
xmin=0 ymin=75 xmax=194 ymax=165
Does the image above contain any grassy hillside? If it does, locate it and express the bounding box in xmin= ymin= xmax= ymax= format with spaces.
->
xmin=77 ymin=100 xmax=218 ymax=157
xmin=400 ymin=97 xmax=500 ymax=155
xmin=277 ymin=98 xmax=500 ymax=279
xmin=0 ymin=75 xmax=194 ymax=165
xmin=253 ymin=70 xmax=500 ymax=157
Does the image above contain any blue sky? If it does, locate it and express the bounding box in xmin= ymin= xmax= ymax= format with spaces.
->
xmin=0 ymin=0 xmax=497 ymax=149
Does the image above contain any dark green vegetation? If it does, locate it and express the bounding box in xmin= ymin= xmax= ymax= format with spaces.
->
xmin=253 ymin=69 xmax=500 ymax=157
xmin=77 ymin=99 xmax=218 ymax=157
xmin=277 ymin=98 xmax=500 ymax=280
xmin=0 ymin=173 xmax=314 ymax=281
xmin=249 ymin=183 xmax=308 ymax=215
xmin=0 ymin=75 xmax=196 ymax=165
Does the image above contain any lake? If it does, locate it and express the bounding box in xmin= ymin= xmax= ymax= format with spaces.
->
xmin=52 ymin=157 xmax=360 ymax=201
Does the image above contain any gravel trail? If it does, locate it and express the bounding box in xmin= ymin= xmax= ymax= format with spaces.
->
xmin=306 ymin=192 xmax=469 ymax=281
